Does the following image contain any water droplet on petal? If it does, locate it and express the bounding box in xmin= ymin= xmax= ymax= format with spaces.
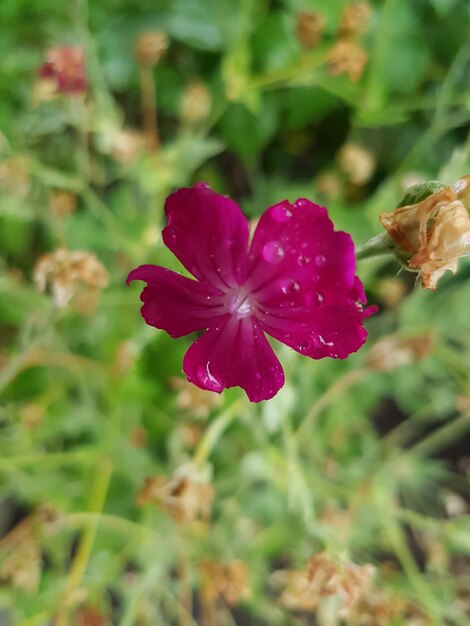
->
xmin=263 ymin=240 xmax=285 ymax=264
xmin=315 ymin=254 xmax=326 ymax=266
xmin=295 ymin=199 xmax=307 ymax=208
xmin=196 ymin=361 xmax=223 ymax=392
xmin=271 ymin=205 xmax=293 ymax=223
xmin=315 ymin=292 xmax=324 ymax=304
xmin=297 ymin=338 xmax=312 ymax=352
xmin=279 ymin=278 xmax=300 ymax=295
xmin=255 ymin=372 xmax=261 ymax=380
xmin=297 ymin=255 xmax=311 ymax=267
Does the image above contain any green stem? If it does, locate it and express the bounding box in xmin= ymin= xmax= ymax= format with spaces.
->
xmin=409 ymin=412 xmax=470 ymax=457
xmin=54 ymin=456 xmax=113 ymax=626
xmin=355 ymin=232 xmax=396 ymax=262
xmin=193 ymin=399 xmax=244 ymax=466
xmin=295 ymin=369 xmax=364 ymax=442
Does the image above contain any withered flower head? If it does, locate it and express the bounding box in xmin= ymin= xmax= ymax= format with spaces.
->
xmin=339 ymin=2 xmax=373 ymax=37
xmin=50 ymin=189 xmax=78 ymax=218
xmin=296 ymin=11 xmax=326 ymax=50
xmin=365 ymin=333 xmax=434 ymax=372
xmin=200 ymin=560 xmax=250 ymax=605
xmin=180 ymin=82 xmax=212 ymax=125
xmin=379 ymin=176 xmax=470 ymax=289
xmin=337 ymin=142 xmax=376 ymax=185
xmin=276 ymin=554 xmax=374 ymax=615
xmin=328 ymin=40 xmax=368 ymax=82
xmin=135 ymin=31 xmax=168 ymax=66
xmin=138 ymin=463 xmax=214 ymax=524
xmin=34 ymin=248 xmax=109 ymax=312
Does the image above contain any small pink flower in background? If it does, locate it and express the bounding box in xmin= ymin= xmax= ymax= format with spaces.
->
xmin=39 ymin=46 xmax=87 ymax=94
xmin=128 ymin=184 xmax=375 ymax=402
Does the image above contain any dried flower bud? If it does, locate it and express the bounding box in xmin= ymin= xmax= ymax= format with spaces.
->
xmin=39 ymin=46 xmax=87 ymax=94
xmin=337 ymin=142 xmax=376 ymax=185
xmin=181 ymin=82 xmax=212 ymax=125
xmin=0 ymin=156 xmax=31 ymax=196
xmin=328 ymin=40 xmax=368 ymax=82
xmin=34 ymin=248 xmax=109 ymax=311
xmin=296 ymin=11 xmax=326 ymax=50
xmin=276 ymin=569 xmax=320 ymax=612
xmin=315 ymin=171 xmax=344 ymax=200
xmin=138 ymin=463 xmax=214 ymax=524
xmin=365 ymin=333 xmax=433 ymax=372
xmin=199 ymin=560 xmax=250 ymax=605
xmin=50 ymin=189 xmax=78 ymax=218
xmin=170 ymin=376 xmax=222 ymax=418
xmin=379 ymin=176 xmax=470 ymax=289
xmin=350 ymin=588 xmax=404 ymax=626
xmin=275 ymin=554 xmax=374 ymax=616
xmin=110 ymin=128 xmax=144 ymax=164
xmin=135 ymin=31 xmax=168 ymax=66
xmin=339 ymin=2 xmax=373 ymax=37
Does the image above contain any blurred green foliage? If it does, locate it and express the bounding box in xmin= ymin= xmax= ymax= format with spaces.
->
xmin=0 ymin=0 xmax=470 ymax=624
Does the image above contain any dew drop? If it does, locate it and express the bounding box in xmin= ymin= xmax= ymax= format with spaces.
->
xmin=297 ymin=254 xmax=311 ymax=267
xmin=297 ymin=338 xmax=312 ymax=352
xmin=196 ymin=361 xmax=223 ymax=392
xmin=315 ymin=254 xmax=326 ymax=266
xmin=279 ymin=278 xmax=300 ymax=295
xmin=315 ymin=291 xmax=324 ymax=304
xmin=262 ymin=240 xmax=285 ymax=264
xmin=271 ymin=205 xmax=293 ymax=223
xmin=255 ymin=372 xmax=261 ymax=380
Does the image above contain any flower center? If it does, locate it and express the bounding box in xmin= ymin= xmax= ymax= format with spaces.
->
xmin=224 ymin=287 xmax=255 ymax=319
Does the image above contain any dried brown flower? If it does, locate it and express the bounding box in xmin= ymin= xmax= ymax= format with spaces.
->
xmin=339 ymin=2 xmax=373 ymax=37
xmin=34 ymin=248 xmax=109 ymax=311
xmin=138 ymin=464 xmax=214 ymax=524
xmin=379 ymin=176 xmax=470 ymax=289
xmin=276 ymin=553 xmax=374 ymax=616
xmin=296 ymin=11 xmax=326 ymax=50
xmin=200 ymin=560 xmax=250 ymax=605
xmin=328 ymin=40 xmax=368 ymax=82
xmin=365 ymin=333 xmax=434 ymax=372
xmin=135 ymin=31 xmax=168 ymax=66
xmin=337 ymin=142 xmax=376 ymax=185
xmin=110 ymin=128 xmax=144 ymax=164
xmin=350 ymin=587 xmax=404 ymax=626
xmin=50 ymin=189 xmax=78 ymax=218
xmin=170 ymin=376 xmax=222 ymax=419
xmin=181 ymin=82 xmax=212 ymax=124
xmin=0 ymin=156 xmax=31 ymax=196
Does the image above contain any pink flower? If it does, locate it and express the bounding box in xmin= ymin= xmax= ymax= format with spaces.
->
xmin=128 ymin=184 xmax=375 ymax=402
xmin=39 ymin=46 xmax=87 ymax=94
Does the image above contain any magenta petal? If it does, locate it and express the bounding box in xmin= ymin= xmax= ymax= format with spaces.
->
xmin=127 ymin=265 xmax=226 ymax=338
xmin=163 ymin=184 xmax=250 ymax=290
xmin=183 ymin=317 xmax=285 ymax=402
xmin=259 ymin=304 xmax=369 ymax=359
xmin=247 ymin=199 xmax=357 ymax=309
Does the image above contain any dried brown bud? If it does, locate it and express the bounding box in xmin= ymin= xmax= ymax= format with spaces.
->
xmin=199 ymin=560 xmax=250 ymax=605
xmin=379 ymin=176 xmax=470 ymax=289
xmin=315 ymin=171 xmax=344 ymax=200
xmin=296 ymin=11 xmax=326 ymax=50
xmin=138 ymin=464 xmax=214 ymax=524
xmin=275 ymin=554 xmax=374 ymax=615
xmin=337 ymin=142 xmax=376 ymax=185
xmin=365 ymin=333 xmax=434 ymax=372
xmin=110 ymin=128 xmax=144 ymax=164
xmin=34 ymin=248 xmax=109 ymax=311
xmin=339 ymin=2 xmax=373 ymax=37
xmin=50 ymin=189 xmax=78 ymax=218
xmin=181 ymin=82 xmax=212 ymax=124
xmin=135 ymin=31 xmax=168 ymax=66
xmin=328 ymin=40 xmax=368 ymax=82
